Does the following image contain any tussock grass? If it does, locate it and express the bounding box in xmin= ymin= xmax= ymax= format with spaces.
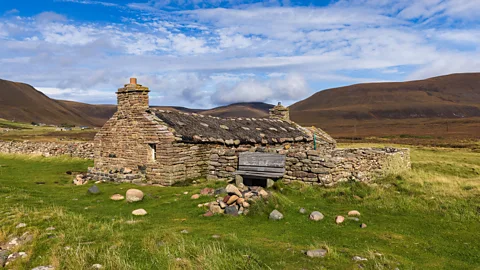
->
xmin=1 ymin=146 xmax=480 ymax=269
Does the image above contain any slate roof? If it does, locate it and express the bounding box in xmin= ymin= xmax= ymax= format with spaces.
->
xmin=151 ymin=109 xmax=315 ymax=145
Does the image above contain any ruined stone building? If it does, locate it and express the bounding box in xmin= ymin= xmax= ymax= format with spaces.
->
xmin=89 ymin=79 xmax=410 ymax=186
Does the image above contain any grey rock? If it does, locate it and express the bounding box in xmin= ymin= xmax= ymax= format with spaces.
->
xmin=88 ymin=185 xmax=100 ymax=194
xmin=306 ymin=249 xmax=327 ymax=258
xmin=225 ymin=184 xmax=242 ymax=197
xmin=299 ymin=208 xmax=306 ymax=214
xmin=225 ymin=205 xmax=239 ymax=216
xmin=0 ymin=250 xmax=9 ymax=267
xmin=235 ymin=175 xmax=243 ymax=186
xmin=214 ymin=188 xmax=227 ymax=195
xmin=309 ymin=211 xmax=324 ymax=221
xmin=269 ymin=210 xmax=284 ymax=220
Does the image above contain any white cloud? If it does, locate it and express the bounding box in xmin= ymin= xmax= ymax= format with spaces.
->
xmin=0 ymin=1 xmax=479 ymax=108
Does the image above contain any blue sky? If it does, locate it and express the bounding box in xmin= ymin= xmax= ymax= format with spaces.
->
xmin=0 ymin=0 xmax=479 ymax=108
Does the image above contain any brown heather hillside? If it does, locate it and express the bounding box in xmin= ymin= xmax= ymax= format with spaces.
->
xmin=0 ymin=79 xmax=97 ymax=126
xmin=290 ymin=73 xmax=480 ymax=139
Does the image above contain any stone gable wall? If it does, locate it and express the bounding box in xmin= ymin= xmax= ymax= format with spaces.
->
xmin=0 ymin=141 xmax=94 ymax=159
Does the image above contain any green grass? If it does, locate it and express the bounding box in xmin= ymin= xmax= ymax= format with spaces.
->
xmin=0 ymin=147 xmax=479 ymax=269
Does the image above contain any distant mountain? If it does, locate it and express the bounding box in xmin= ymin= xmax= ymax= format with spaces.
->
xmin=290 ymin=73 xmax=480 ymax=138
xmin=1 ymin=73 xmax=479 ymax=139
xmin=0 ymin=79 xmax=97 ymax=126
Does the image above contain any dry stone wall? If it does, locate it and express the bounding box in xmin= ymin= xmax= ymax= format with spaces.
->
xmin=207 ymin=143 xmax=410 ymax=186
xmin=0 ymin=141 xmax=94 ymax=159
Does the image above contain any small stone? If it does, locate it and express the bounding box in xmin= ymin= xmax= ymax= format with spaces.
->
xmin=209 ymin=203 xmax=224 ymax=214
xmin=200 ymin=188 xmax=214 ymax=195
xmin=180 ymin=229 xmax=189 ymax=234
xmin=309 ymin=211 xmax=324 ymax=221
xmin=123 ymin=168 xmax=132 ymax=174
xmin=132 ymin=209 xmax=147 ymax=216
xmin=126 ymin=189 xmax=144 ymax=202
xmin=299 ymin=208 xmax=306 ymax=214
xmin=219 ymin=201 xmax=227 ymax=209
xmin=225 ymin=205 xmax=239 ymax=216
xmin=236 ymin=197 xmax=245 ymax=204
xmin=266 ymin=178 xmax=275 ymax=188
xmin=110 ymin=194 xmax=124 ymax=201
xmin=348 ymin=210 xmax=361 ymax=216
xmin=0 ymin=250 xmax=9 ymax=267
xmin=92 ymin=263 xmax=103 ymax=269
xmin=258 ymin=189 xmax=269 ymax=198
xmin=348 ymin=217 xmax=360 ymax=222
xmin=306 ymin=249 xmax=327 ymax=258
xmin=32 ymin=266 xmax=54 ymax=270
xmin=360 ymin=223 xmax=367 ymax=228
xmin=235 ymin=175 xmax=243 ymax=186
xmin=226 ymin=195 xmax=239 ymax=205
xmin=335 ymin=215 xmax=345 ymax=224
xmin=46 ymin=227 xmax=55 ymax=231
xmin=212 ymin=234 xmax=221 ymax=239
xmin=226 ymin=184 xmax=242 ymax=197
xmin=191 ymin=194 xmax=200 ymax=199
xmin=214 ymin=188 xmax=227 ymax=195
xmin=16 ymin=223 xmax=27 ymax=228
xmin=203 ymin=211 xmax=213 ymax=217
xmin=88 ymin=185 xmax=100 ymax=194
xmin=242 ymin=201 xmax=250 ymax=208
xmin=352 ymin=256 xmax=368 ymax=262
xmin=183 ymin=191 xmax=189 ymax=195
xmin=269 ymin=210 xmax=283 ymax=220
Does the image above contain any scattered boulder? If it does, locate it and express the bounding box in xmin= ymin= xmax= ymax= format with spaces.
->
xmin=335 ymin=216 xmax=345 ymax=224
xmin=132 ymin=209 xmax=147 ymax=216
xmin=203 ymin=211 xmax=213 ymax=217
xmin=214 ymin=188 xmax=227 ymax=195
xmin=299 ymin=208 xmax=306 ymax=214
xmin=266 ymin=178 xmax=275 ymax=188
xmin=191 ymin=194 xmax=200 ymax=200
xmin=32 ymin=266 xmax=54 ymax=270
xmin=352 ymin=256 xmax=368 ymax=262
xmin=269 ymin=210 xmax=284 ymax=220
xmin=110 ymin=194 xmax=124 ymax=201
xmin=306 ymin=249 xmax=327 ymax=258
xmin=225 ymin=206 xmax=239 ymax=216
xmin=88 ymin=185 xmax=100 ymax=194
xmin=226 ymin=195 xmax=239 ymax=205
xmin=242 ymin=201 xmax=250 ymax=208
xmin=0 ymin=250 xmax=9 ymax=267
xmin=92 ymin=264 xmax=103 ymax=269
xmin=235 ymin=175 xmax=243 ymax=186
xmin=360 ymin=223 xmax=367 ymax=228
xmin=16 ymin=223 xmax=26 ymax=228
xmin=200 ymin=188 xmax=214 ymax=196
xmin=209 ymin=203 xmax=224 ymax=214
xmin=226 ymin=184 xmax=242 ymax=197
xmin=126 ymin=189 xmax=144 ymax=202
xmin=348 ymin=210 xmax=361 ymax=217
xmin=309 ymin=211 xmax=324 ymax=221
xmin=258 ymin=189 xmax=269 ymax=198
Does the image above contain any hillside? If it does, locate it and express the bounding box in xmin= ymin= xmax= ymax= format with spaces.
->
xmin=0 ymin=79 xmax=96 ymax=126
xmin=290 ymin=73 xmax=480 ymax=138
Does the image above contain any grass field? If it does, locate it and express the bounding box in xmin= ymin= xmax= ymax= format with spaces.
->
xmin=0 ymin=118 xmax=97 ymax=142
xmin=0 ymin=145 xmax=479 ymax=269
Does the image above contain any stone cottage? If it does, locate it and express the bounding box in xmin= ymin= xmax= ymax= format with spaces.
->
xmin=89 ymin=79 xmax=410 ymax=186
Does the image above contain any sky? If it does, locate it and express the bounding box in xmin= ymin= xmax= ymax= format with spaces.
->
xmin=0 ymin=0 xmax=479 ymax=108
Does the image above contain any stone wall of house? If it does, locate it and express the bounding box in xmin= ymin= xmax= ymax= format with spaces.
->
xmin=0 ymin=140 xmax=94 ymax=159
xmin=207 ymin=143 xmax=410 ymax=186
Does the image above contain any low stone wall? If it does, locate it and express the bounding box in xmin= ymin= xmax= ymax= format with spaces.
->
xmin=284 ymin=147 xmax=410 ymax=186
xmin=0 ymin=141 xmax=94 ymax=159
xmin=208 ymin=144 xmax=410 ymax=186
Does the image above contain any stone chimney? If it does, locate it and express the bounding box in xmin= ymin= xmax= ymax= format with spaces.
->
xmin=269 ymin=102 xmax=290 ymax=121
xmin=116 ymin=78 xmax=150 ymax=112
